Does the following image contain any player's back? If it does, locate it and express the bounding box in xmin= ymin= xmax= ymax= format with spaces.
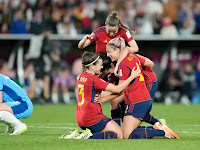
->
xmin=119 ymin=53 xmax=151 ymax=103
xmin=143 ymin=67 xmax=157 ymax=84
xmin=76 ymin=72 xmax=103 ymax=126
xmin=0 ymin=74 xmax=29 ymax=102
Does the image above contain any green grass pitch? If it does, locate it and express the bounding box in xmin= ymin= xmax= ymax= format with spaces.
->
xmin=1 ymin=103 xmax=200 ymax=150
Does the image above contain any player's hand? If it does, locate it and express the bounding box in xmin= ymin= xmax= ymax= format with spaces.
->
xmin=131 ymin=67 xmax=141 ymax=78
xmin=94 ymin=94 xmax=101 ymax=103
xmin=114 ymin=65 xmax=119 ymax=77
xmin=83 ymin=35 xmax=91 ymax=42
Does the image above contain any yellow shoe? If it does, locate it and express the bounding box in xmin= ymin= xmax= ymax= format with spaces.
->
xmin=10 ymin=123 xmax=27 ymax=135
xmin=74 ymin=129 xmax=93 ymax=139
xmin=59 ymin=129 xmax=79 ymax=139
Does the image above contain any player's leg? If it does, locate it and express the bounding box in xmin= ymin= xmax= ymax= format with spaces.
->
xmin=110 ymin=95 xmax=124 ymax=126
xmin=123 ymin=115 xmax=142 ymax=139
xmin=75 ymin=116 xmax=123 ymax=139
xmin=102 ymin=91 xmax=122 ymax=126
xmin=0 ymin=100 xmax=33 ymax=135
xmin=0 ymin=103 xmax=26 ymax=135
xmin=100 ymin=120 xmax=123 ymax=139
xmin=144 ymin=82 xmax=164 ymax=125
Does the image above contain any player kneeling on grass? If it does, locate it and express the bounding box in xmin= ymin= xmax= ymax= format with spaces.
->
xmin=60 ymin=51 xmax=141 ymax=139
xmin=105 ymin=38 xmax=180 ymax=139
xmin=0 ymin=74 xmax=33 ymax=135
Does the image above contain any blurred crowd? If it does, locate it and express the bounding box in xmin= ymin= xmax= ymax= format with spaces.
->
xmin=0 ymin=0 xmax=199 ymax=35
xmin=1 ymin=46 xmax=200 ymax=105
xmin=0 ymin=0 xmax=199 ymax=105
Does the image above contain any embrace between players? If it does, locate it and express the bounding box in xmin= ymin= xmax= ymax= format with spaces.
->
xmin=61 ymin=11 xmax=180 ymax=140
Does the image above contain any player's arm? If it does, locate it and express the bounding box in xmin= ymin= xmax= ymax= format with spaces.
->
xmin=106 ymin=66 xmax=141 ymax=93
xmin=136 ymin=54 xmax=154 ymax=68
xmin=94 ymin=92 xmax=123 ymax=103
xmin=128 ymin=39 xmax=139 ymax=53
xmin=114 ymin=46 xmax=130 ymax=76
xmin=0 ymin=91 xmax=2 ymax=103
xmin=78 ymin=34 xmax=92 ymax=49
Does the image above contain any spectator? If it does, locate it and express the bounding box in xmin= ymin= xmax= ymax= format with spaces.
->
xmin=163 ymin=0 xmax=180 ymax=25
xmin=30 ymin=9 xmax=45 ymax=35
xmin=159 ymin=61 xmax=183 ymax=105
xmin=57 ymin=13 xmax=77 ymax=35
xmin=10 ymin=10 xmax=27 ymax=34
xmin=0 ymin=22 xmax=9 ymax=33
xmin=180 ymin=63 xmax=195 ymax=104
xmin=194 ymin=2 xmax=200 ymax=34
xmin=160 ymin=17 xmax=178 ymax=37
xmin=193 ymin=61 xmax=200 ymax=104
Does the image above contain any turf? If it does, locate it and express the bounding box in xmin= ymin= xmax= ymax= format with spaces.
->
xmin=1 ymin=103 xmax=200 ymax=150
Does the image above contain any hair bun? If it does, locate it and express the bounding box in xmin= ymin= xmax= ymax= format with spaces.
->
xmin=111 ymin=11 xmax=118 ymax=17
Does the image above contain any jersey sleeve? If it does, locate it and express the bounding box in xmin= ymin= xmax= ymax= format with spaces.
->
xmin=121 ymin=29 xmax=133 ymax=43
xmin=135 ymin=55 xmax=145 ymax=66
xmin=94 ymin=76 xmax=109 ymax=91
xmin=119 ymin=64 xmax=132 ymax=81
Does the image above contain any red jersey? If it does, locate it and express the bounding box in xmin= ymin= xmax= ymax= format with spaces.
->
xmin=89 ymin=26 xmax=133 ymax=54
xmin=135 ymin=55 xmax=157 ymax=84
xmin=143 ymin=67 xmax=157 ymax=84
xmin=118 ymin=53 xmax=151 ymax=104
xmin=76 ymin=72 xmax=109 ymax=127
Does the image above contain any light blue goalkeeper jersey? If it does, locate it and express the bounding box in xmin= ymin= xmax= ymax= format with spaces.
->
xmin=0 ymin=74 xmax=33 ymax=119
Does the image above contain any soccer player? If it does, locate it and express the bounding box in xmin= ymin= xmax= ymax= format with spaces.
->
xmin=78 ymin=10 xmax=138 ymax=126
xmin=112 ymin=42 xmax=161 ymax=126
xmin=75 ymin=51 xmax=141 ymax=139
xmin=0 ymin=74 xmax=33 ymax=135
xmin=106 ymin=38 xmax=180 ymax=139
xmin=78 ymin=11 xmax=139 ymax=54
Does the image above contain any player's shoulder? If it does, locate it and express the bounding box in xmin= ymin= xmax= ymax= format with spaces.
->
xmin=93 ymin=26 xmax=106 ymax=35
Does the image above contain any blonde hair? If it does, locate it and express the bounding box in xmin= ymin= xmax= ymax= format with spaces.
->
xmin=107 ymin=38 xmax=126 ymax=50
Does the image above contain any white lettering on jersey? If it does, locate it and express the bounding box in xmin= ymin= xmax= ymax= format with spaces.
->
xmin=126 ymin=31 xmax=131 ymax=39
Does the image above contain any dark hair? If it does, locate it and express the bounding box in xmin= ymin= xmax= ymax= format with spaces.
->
xmin=105 ymin=11 xmax=135 ymax=34
xmin=99 ymin=51 xmax=111 ymax=71
xmin=82 ymin=51 xmax=100 ymax=69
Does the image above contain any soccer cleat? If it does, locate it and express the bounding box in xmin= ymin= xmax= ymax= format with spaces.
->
xmin=10 ymin=123 xmax=27 ymax=135
xmin=1 ymin=125 xmax=14 ymax=135
xmin=74 ymin=129 xmax=93 ymax=139
xmin=159 ymin=119 xmax=167 ymax=125
xmin=153 ymin=122 xmax=180 ymax=139
xmin=59 ymin=129 xmax=79 ymax=139
xmin=4 ymin=125 xmax=14 ymax=134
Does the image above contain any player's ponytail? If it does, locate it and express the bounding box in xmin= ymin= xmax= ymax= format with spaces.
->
xmin=106 ymin=11 xmax=136 ymax=35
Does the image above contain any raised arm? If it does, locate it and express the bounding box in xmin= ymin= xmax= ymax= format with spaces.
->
xmin=106 ymin=66 xmax=141 ymax=93
xmin=78 ymin=34 xmax=92 ymax=49
xmin=114 ymin=46 xmax=130 ymax=76
xmin=136 ymin=54 xmax=154 ymax=68
xmin=128 ymin=39 xmax=139 ymax=53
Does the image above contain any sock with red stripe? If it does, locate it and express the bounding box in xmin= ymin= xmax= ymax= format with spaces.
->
xmin=111 ymin=108 xmax=121 ymax=126
xmin=129 ymin=127 xmax=165 ymax=139
xmin=144 ymin=114 xmax=159 ymax=125
xmin=89 ymin=131 xmax=118 ymax=139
